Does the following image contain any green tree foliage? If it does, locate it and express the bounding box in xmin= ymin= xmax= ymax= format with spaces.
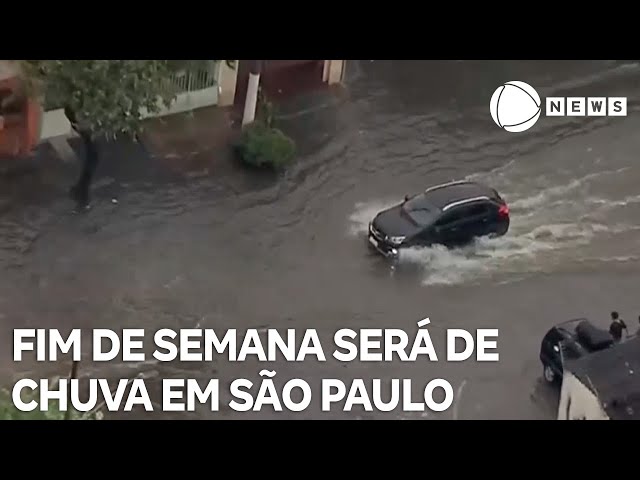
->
xmin=18 ymin=60 xmax=220 ymax=139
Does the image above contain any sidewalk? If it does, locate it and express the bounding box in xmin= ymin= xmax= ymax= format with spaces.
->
xmin=0 ymin=86 xmax=347 ymax=204
xmin=141 ymin=105 xmax=239 ymax=175
xmin=1 ymin=105 xmax=239 ymax=179
xmin=0 ymin=105 xmax=245 ymax=212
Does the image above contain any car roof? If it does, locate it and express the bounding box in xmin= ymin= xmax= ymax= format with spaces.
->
xmin=556 ymin=317 xmax=588 ymax=333
xmin=422 ymin=181 xmax=497 ymax=210
xmin=552 ymin=318 xmax=613 ymax=353
xmin=565 ymin=335 xmax=640 ymax=420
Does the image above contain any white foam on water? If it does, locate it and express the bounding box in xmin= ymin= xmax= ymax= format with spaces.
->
xmin=588 ymin=194 xmax=640 ymax=208
xmin=537 ymin=62 xmax=640 ymax=96
xmin=494 ymin=168 xmax=630 ymax=211
xmin=398 ymin=228 xmax=586 ymax=286
xmin=348 ymin=199 xmax=399 ymax=236
xmin=349 ymin=160 xmax=640 ymax=286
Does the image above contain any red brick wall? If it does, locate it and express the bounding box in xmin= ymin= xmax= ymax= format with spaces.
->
xmin=234 ymin=60 xmax=325 ymax=108
xmin=0 ymin=75 xmax=42 ymax=158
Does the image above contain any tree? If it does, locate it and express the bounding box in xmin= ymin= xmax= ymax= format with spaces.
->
xmin=16 ymin=60 xmax=220 ymax=209
xmin=19 ymin=60 xmax=216 ymax=138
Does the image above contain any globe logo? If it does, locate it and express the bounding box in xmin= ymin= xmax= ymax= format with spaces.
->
xmin=490 ymin=81 xmax=541 ymax=132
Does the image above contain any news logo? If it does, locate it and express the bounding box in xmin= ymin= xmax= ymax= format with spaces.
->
xmin=490 ymin=81 xmax=542 ymax=133
xmin=546 ymin=97 xmax=627 ymax=117
xmin=490 ymin=81 xmax=628 ymax=132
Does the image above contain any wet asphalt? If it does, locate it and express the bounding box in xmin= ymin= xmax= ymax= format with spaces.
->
xmin=1 ymin=60 xmax=640 ymax=419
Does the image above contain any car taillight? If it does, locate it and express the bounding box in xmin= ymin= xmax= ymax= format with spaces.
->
xmin=498 ymin=204 xmax=509 ymax=217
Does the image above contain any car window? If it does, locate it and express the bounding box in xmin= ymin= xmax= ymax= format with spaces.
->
xmin=404 ymin=194 xmax=429 ymax=211
xmin=562 ymin=341 xmax=586 ymax=360
xmin=557 ymin=329 xmax=589 ymax=359
xmin=436 ymin=203 xmax=491 ymax=228
xmin=464 ymin=203 xmax=490 ymax=217
xmin=403 ymin=195 xmax=439 ymax=225
xmin=435 ymin=209 xmax=466 ymax=227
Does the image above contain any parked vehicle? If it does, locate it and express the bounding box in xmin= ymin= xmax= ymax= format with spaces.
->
xmin=539 ymin=318 xmax=613 ymax=385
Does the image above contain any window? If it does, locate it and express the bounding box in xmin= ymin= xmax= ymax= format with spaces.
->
xmin=464 ymin=203 xmax=489 ymax=218
xmin=559 ymin=335 xmax=588 ymax=362
xmin=435 ymin=209 xmax=465 ymax=227
xmin=404 ymin=194 xmax=429 ymax=211
xmin=403 ymin=195 xmax=438 ymax=226
xmin=562 ymin=342 xmax=584 ymax=360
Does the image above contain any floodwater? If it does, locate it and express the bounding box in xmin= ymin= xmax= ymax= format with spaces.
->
xmin=1 ymin=60 xmax=640 ymax=419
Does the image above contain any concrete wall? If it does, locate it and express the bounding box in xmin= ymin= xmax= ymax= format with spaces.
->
xmin=558 ymin=372 xmax=609 ymax=420
xmin=323 ymin=60 xmax=346 ymax=84
xmin=217 ymin=61 xmax=238 ymax=106
xmin=41 ymin=108 xmax=72 ymax=140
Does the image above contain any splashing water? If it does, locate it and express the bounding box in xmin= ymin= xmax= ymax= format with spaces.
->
xmin=348 ymin=161 xmax=640 ymax=286
xmin=348 ymin=199 xmax=400 ymax=236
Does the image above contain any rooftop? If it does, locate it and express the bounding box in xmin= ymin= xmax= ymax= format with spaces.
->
xmin=423 ymin=181 xmax=496 ymax=210
xmin=566 ymin=335 xmax=640 ymax=420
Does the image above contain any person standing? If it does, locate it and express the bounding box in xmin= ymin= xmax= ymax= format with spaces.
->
xmin=64 ymin=105 xmax=98 ymax=211
xmin=608 ymin=311 xmax=627 ymax=342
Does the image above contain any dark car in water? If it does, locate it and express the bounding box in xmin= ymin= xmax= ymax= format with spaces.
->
xmin=539 ymin=318 xmax=614 ymax=385
xmin=367 ymin=180 xmax=510 ymax=258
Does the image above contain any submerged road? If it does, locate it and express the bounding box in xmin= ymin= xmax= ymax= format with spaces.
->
xmin=1 ymin=60 xmax=640 ymax=419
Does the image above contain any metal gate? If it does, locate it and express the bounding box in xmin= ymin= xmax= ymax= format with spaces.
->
xmin=43 ymin=61 xmax=221 ymax=118
xmin=168 ymin=62 xmax=218 ymax=95
xmin=151 ymin=60 xmax=220 ymax=117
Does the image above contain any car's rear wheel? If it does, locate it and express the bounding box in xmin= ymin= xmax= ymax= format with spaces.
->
xmin=543 ymin=364 xmax=556 ymax=384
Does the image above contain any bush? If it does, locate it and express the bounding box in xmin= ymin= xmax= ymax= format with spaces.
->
xmin=235 ymin=121 xmax=295 ymax=170
xmin=0 ymin=378 xmax=103 ymax=420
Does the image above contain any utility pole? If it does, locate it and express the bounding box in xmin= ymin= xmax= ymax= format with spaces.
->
xmin=242 ymin=60 xmax=263 ymax=126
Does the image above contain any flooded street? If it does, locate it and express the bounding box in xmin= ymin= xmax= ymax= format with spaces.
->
xmin=2 ymin=60 xmax=640 ymax=419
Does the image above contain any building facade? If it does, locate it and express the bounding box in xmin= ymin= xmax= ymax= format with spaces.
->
xmin=557 ymin=336 xmax=640 ymax=420
xmin=1 ymin=60 xmax=347 ymax=156
xmin=0 ymin=62 xmax=41 ymax=157
xmin=40 ymin=61 xmax=229 ymax=141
